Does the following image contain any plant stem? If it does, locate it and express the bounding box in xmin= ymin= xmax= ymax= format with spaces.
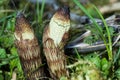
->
xmin=93 ymin=6 xmax=112 ymax=60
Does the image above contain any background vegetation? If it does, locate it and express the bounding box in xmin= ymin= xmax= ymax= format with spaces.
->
xmin=0 ymin=0 xmax=120 ymax=80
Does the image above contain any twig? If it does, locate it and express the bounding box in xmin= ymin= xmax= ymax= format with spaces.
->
xmin=11 ymin=72 xmax=16 ymax=80
xmin=65 ymin=41 xmax=120 ymax=54
xmin=66 ymin=60 xmax=92 ymax=68
xmin=0 ymin=10 xmax=14 ymax=13
xmin=100 ymin=2 xmax=120 ymax=14
xmin=113 ymin=34 xmax=120 ymax=46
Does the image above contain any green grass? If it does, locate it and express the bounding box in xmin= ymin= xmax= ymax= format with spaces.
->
xmin=113 ymin=47 xmax=120 ymax=64
xmin=36 ymin=0 xmax=45 ymax=24
xmin=73 ymin=0 xmax=112 ymax=61
xmin=74 ymin=48 xmax=81 ymax=60
xmin=93 ymin=6 xmax=112 ymax=61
